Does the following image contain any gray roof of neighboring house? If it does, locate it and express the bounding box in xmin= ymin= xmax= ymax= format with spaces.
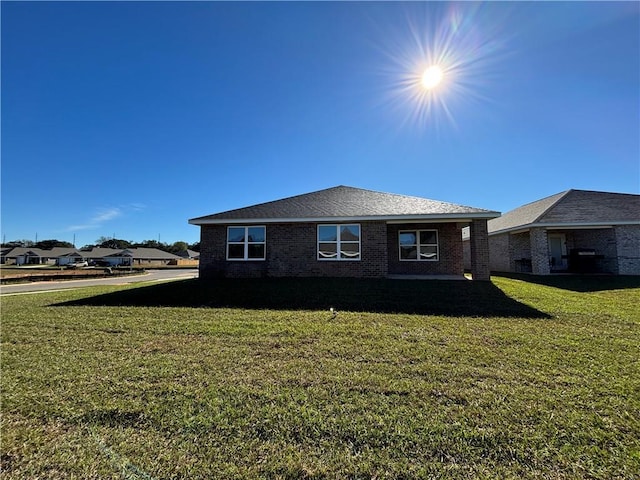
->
xmin=126 ymin=248 xmax=182 ymax=260
xmin=79 ymin=248 xmax=121 ymax=258
xmin=488 ymin=189 xmax=640 ymax=235
xmin=83 ymin=247 xmax=182 ymax=260
xmin=3 ymin=247 xmax=181 ymax=260
xmin=3 ymin=247 xmax=82 ymax=258
xmin=175 ymin=249 xmax=200 ymax=259
xmin=189 ymin=185 xmax=500 ymax=225
xmin=2 ymin=247 xmax=37 ymax=258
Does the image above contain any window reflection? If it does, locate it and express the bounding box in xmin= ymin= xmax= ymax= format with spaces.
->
xmin=318 ymin=224 xmax=360 ymax=261
xmin=399 ymin=230 xmax=438 ymax=261
xmin=227 ymin=226 xmax=266 ymax=260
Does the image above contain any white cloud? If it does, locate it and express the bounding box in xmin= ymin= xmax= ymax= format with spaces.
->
xmin=128 ymin=203 xmax=146 ymax=212
xmin=92 ymin=207 xmax=123 ymax=223
xmin=63 ymin=204 xmax=144 ymax=232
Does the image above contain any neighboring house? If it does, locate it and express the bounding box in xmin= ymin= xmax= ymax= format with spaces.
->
xmin=81 ymin=247 xmax=183 ymax=266
xmin=0 ymin=248 xmax=13 ymax=264
xmin=55 ymin=250 xmax=86 ymax=266
xmin=2 ymin=248 xmax=42 ymax=265
xmin=2 ymin=247 xmax=83 ymax=265
xmin=189 ymin=185 xmax=500 ymax=280
xmin=463 ymin=189 xmax=640 ymax=275
xmin=171 ymin=249 xmax=200 ymax=266
xmin=2 ymin=247 xmax=182 ymax=267
xmin=175 ymin=249 xmax=200 ymax=260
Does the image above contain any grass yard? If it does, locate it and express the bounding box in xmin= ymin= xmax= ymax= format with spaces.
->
xmin=1 ymin=276 xmax=639 ymax=479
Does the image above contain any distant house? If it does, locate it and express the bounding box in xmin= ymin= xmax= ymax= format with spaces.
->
xmin=464 ymin=189 xmax=640 ymax=275
xmin=2 ymin=247 xmax=83 ymax=266
xmin=189 ymin=185 xmax=499 ymax=280
xmin=175 ymin=249 xmax=200 ymax=260
xmin=56 ymin=250 xmax=86 ymax=266
xmin=2 ymin=247 xmax=182 ymax=267
xmin=81 ymin=247 xmax=183 ymax=266
xmin=171 ymin=249 xmax=200 ymax=266
xmin=0 ymin=248 xmax=13 ymax=264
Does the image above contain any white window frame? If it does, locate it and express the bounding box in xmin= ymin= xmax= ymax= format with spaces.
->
xmin=317 ymin=224 xmax=361 ymax=261
xmin=226 ymin=226 xmax=266 ymax=261
xmin=399 ymin=229 xmax=439 ymax=261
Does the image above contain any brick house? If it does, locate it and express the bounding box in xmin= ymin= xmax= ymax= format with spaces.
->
xmin=1 ymin=247 xmax=83 ymax=265
xmin=189 ymin=186 xmax=499 ymax=280
xmin=463 ymin=189 xmax=640 ymax=275
xmin=1 ymin=247 xmax=182 ymax=267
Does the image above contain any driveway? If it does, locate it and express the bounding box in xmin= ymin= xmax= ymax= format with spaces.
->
xmin=0 ymin=269 xmax=199 ymax=295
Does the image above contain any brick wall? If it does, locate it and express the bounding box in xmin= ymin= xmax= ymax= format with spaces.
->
xmin=510 ymin=232 xmax=531 ymax=264
xmin=530 ymin=227 xmax=550 ymax=275
xmin=199 ymin=225 xmax=231 ymax=278
xmin=615 ymin=225 xmax=640 ymax=275
xmin=488 ymin=233 xmax=510 ymax=272
xmin=199 ymin=221 xmax=469 ymax=278
xmin=387 ymin=223 xmax=463 ymax=276
xmin=563 ymin=228 xmax=617 ymax=273
xmin=462 ymin=236 xmax=471 ymax=270
xmin=199 ymin=221 xmax=389 ymax=279
xmin=469 ymin=219 xmax=490 ymax=281
xmin=485 ymin=227 xmax=639 ymax=275
xmin=267 ymin=221 xmax=388 ymax=278
xmin=509 ymin=232 xmax=532 ymax=273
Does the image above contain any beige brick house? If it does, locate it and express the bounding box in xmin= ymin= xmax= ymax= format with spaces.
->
xmin=189 ymin=186 xmax=499 ymax=280
xmin=463 ymin=189 xmax=640 ymax=275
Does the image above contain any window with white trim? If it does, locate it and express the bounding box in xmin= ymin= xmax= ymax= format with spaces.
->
xmin=399 ymin=229 xmax=438 ymax=261
xmin=227 ymin=226 xmax=266 ymax=260
xmin=318 ymin=224 xmax=361 ymax=261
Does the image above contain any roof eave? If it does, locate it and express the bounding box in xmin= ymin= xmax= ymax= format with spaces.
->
xmin=189 ymin=212 xmax=501 ymax=226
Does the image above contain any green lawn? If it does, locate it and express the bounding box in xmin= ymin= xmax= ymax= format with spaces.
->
xmin=2 ymin=276 xmax=639 ymax=479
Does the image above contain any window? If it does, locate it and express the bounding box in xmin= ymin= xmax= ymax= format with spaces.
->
xmin=227 ymin=226 xmax=266 ymax=260
xmin=318 ymin=224 xmax=360 ymax=261
xmin=399 ymin=230 xmax=438 ymax=261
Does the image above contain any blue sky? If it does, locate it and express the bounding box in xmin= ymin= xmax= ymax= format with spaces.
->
xmin=2 ymin=1 xmax=638 ymax=247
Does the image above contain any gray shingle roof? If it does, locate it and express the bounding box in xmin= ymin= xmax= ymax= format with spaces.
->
xmin=488 ymin=189 xmax=640 ymax=234
xmin=2 ymin=247 xmax=181 ymax=260
xmin=126 ymin=248 xmax=182 ymax=260
xmin=83 ymin=247 xmax=181 ymax=260
xmin=2 ymin=247 xmax=81 ymax=258
xmin=175 ymin=249 xmax=200 ymax=259
xmin=189 ymin=186 xmax=499 ymax=225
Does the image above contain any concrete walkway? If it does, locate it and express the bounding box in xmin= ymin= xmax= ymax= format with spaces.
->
xmin=387 ymin=274 xmax=470 ymax=280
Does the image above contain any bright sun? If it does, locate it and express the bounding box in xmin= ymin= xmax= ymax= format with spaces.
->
xmin=421 ymin=65 xmax=444 ymax=90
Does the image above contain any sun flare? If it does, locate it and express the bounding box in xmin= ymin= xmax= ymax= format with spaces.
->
xmin=421 ymin=65 xmax=444 ymax=89
xmin=377 ymin=3 xmax=504 ymax=131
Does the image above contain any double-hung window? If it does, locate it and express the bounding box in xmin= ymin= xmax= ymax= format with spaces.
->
xmin=318 ymin=224 xmax=361 ymax=260
xmin=399 ymin=229 xmax=438 ymax=261
xmin=227 ymin=226 xmax=266 ymax=260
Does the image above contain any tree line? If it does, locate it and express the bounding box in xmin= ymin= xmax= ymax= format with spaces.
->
xmin=1 ymin=238 xmax=200 ymax=254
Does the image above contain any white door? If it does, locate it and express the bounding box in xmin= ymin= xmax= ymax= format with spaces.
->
xmin=548 ymin=233 xmax=567 ymax=271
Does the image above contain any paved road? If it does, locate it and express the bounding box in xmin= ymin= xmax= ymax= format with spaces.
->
xmin=0 ymin=269 xmax=199 ymax=295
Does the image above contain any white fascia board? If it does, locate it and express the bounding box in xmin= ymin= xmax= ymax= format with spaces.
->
xmin=489 ymin=220 xmax=640 ymax=236
xmin=385 ymin=213 xmax=500 ymax=224
xmin=189 ymin=212 xmax=500 ymax=226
